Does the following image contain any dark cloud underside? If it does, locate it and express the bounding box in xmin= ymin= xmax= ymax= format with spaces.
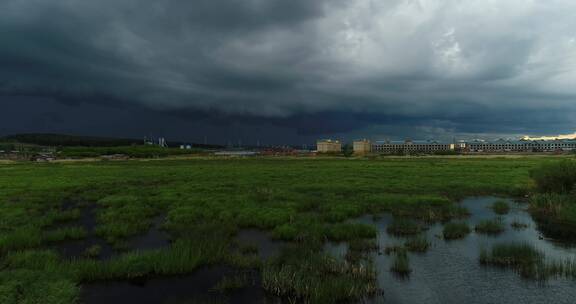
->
xmin=1 ymin=0 xmax=575 ymax=140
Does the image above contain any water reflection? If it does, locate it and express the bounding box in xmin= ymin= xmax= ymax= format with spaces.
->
xmin=329 ymin=197 xmax=576 ymax=304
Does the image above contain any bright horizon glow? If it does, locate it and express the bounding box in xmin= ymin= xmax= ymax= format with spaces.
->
xmin=522 ymin=132 xmax=576 ymax=141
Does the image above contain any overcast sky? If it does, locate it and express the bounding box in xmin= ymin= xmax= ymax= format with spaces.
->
xmin=1 ymin=0 xmax=575 ymax=144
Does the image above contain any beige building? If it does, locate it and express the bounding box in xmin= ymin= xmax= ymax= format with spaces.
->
xmin=353 ymin=139 xmax=372 ymax=155
xmin=317 ymin=139 xmax=342 ymax=153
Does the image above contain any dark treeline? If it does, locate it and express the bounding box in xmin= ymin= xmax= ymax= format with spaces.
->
xmin=0 ymin=133 xmax=223 ymax=149
xmin=1 ymin=134 xmax=141 ymax=147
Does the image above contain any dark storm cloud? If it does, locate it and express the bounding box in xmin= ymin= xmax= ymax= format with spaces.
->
xmin=1 ymin=0 xmax=576 ymax=139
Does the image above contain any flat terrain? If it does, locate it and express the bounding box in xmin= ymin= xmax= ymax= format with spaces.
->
xmin=0 ymin=157 xmax=569 ymax=303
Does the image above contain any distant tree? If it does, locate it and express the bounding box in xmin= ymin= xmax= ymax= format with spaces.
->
xmin=342 ymin=144 xmax=354 ymax=157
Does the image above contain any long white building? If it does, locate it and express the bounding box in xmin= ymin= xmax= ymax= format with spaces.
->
xmin=369 ymin=138 xmax=576 ymax=154
xmin=466 ymin=139 xmax=576 ymax=152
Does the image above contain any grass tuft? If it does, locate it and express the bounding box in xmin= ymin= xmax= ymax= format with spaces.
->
xmin=390 ymin=250 xmax=411 ymax=275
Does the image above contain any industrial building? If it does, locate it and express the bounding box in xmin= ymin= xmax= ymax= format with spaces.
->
xmin=372 ymin=140 xmax=455 ymax=154
xmin=316 ymin=139 xmax=342 ymax=153
xmin=353 ymin=139 xmax=372 ymax=155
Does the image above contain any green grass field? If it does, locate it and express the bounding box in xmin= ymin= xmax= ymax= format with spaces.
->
xmin=0 ymin=157 xmax=569 ymax=303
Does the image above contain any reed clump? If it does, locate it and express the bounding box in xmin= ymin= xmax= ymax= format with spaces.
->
xmin=67 ymin=239 xmax=229 ymax=281
xmin=348 ymin=238 xmax=379 ymax=252
xmin=387 ymin=219 xmax=424 ymax=236
xmin=510 ymin=221 xmax=529 ymax=230
xmin=44 ymin=226 xmax=87 ymax=243
xmin=403 ymin=236 xmax=430 ymax=253
xmin=0 ymin=227 xmax=43 ymax=253
xmin=475 ymin=218 xmax=505 ymax=235
xmin=491 ymin=200 xmax=510 ymax=215
xmin=443 ymin=222 xmax=471 ymax=240
xmin=390 ymin=250 xmax=411 ymax=275
xmin=82 ymin=245 xmax=102 ymax=258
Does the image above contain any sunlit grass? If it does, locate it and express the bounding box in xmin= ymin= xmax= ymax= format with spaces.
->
xmin=0 ymin=157 xmax=550 ymax=302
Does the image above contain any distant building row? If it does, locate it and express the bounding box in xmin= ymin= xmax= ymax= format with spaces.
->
xmin=316 ymin=139 xmax=576 ymax=154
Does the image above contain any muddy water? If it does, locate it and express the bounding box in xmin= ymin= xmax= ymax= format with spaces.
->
xmin=82 ymin=266 xmax=273 ymax=304
xmin=56 ymin=204 xmax=115 ymax=259
xmin=129 ymin=215 xmax=171 ymax=251
xmin=346 ymin=197 xmax=576 ymax=304
xmin=58 ymin=205 xmax=171 ymax=259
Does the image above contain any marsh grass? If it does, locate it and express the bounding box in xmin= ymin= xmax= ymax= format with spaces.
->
xmin=373 ymin=196 xmax=470 ymax=222
xmin=83 ymin=245 xmax=102 ymax=258
xmin=0 ymin=269 xmax=79 ymax=304
xmin=443 ymin=222 xmax=471 ymax=240
xmin=475 ymin=218 xmax=505 ymax=235
xmin=211 ymin=273 xmax=251 ymax=293
xmin=384 ymin=245 xmax=404 ymax=255
xmin=345 ymin=239 xmax=379 ymax=263
xmin=480 ymin=243 xmax=543 ymax=267
xmin=94 ymin=199 xmax=158 ymax=243
xmin=348 ymin=239 xmax=379 ymax=252
xmin=225 ymin=252 xmax=262 ymax=269
xmin=384 ymin=236 xmax=430 ymax=255
xmin=492 ymin=200 xmax=510 ymax=215
xmin=0 ymin=227 xmax=42 ymax=253
xmin=527 ymin=161 xmax=576 ymax=240
xmin=51 ymin=208 xmax=82 ymax=223
xmin=387 ymin=219 xmax=424 ymax=236
xmin=67 ymin=239 xmax=229 ymax=281
xmin=479 ymin=243 xmax=576 ymax=280
xmin=327 ymin=223 xmax=378 ymax=241
xmin=271 ymin=221 xmax=377 ymax=243
xmin=44 ymin=226 xmax=87 ymax=243
xmin=529 ymin=160 xmax=576 ymax=194
xmin=0 ymin=158 xmax=550 ymax=302
xmin=238 ymin=243 xmax=259 ymax=255
xmin=262 ymin=245 xmax=380 ymax=303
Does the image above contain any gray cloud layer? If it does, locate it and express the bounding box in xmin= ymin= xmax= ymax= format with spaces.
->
xmin=1 ymin=0 xmax=575 ymax=139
